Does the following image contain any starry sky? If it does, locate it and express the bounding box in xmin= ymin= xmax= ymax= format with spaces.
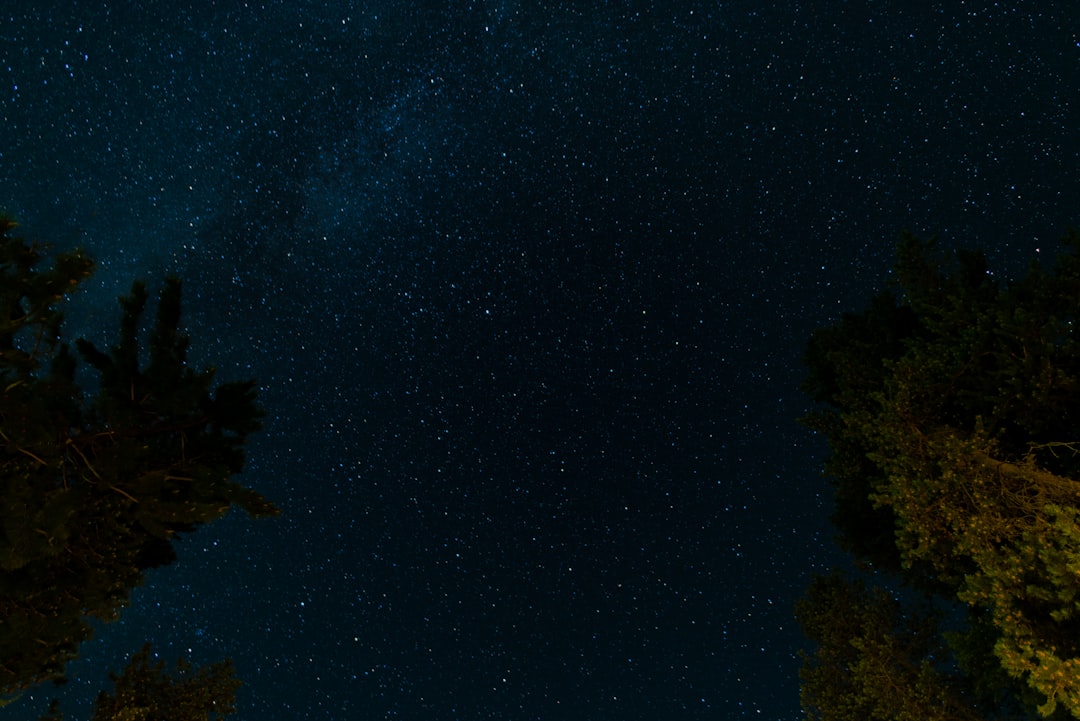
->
xmin=2 ymin=2 xmax=1080 ymax=720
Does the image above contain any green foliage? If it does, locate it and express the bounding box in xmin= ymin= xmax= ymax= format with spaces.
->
xmin=799 ymin=230 xmax=1080 ymax=720
xmin=0 ymin=217 xmax=278 ymax=693
xmin=797 ymin=572 xmax=982 ymax=721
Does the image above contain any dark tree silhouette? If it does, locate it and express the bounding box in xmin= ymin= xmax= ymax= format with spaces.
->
xmin=39 ymin=644 xmax=240 ymax=721
xmin=801 ymin=231 xmax=1080 ymax=720
xmin=0 ymin=216 xmax=277 ymax=696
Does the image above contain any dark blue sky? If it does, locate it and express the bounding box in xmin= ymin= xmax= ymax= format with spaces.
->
xmin=2 ymin=2 xmax=1079 ymax=719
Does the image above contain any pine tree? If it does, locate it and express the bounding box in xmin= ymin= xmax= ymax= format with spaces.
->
xmin=39 ymin=645 xmax=241 ymax=721
xmin=0 ymin=217 xmax=277 ymax=693
xmin=800 ymin=231 xmax=1080 ymax=719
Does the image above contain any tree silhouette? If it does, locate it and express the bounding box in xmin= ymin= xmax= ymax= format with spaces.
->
xmin=0 ymin=216 xmax=277 ymax=695
xmin=801 ymin=231 xmax=1080 ymax=720
xmin=39 ymin=644 xmax=240 ymax=721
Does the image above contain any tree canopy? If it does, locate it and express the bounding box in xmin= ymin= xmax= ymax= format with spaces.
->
xmin=800 ymin=231 xmax=1080 ymax=720
xmin=0 ymin=216 xmax=277 ymax=700
xmin=39 ymin=644 xmax=241 ymax=721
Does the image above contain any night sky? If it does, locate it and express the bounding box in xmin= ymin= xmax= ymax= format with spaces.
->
xmin=2 ymin=2 xmax=1080 ymax=720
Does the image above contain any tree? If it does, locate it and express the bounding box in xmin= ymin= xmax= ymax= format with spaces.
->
xmin=39 ymin=644 xmax=241 ymax=721
xmin=796 ymin=572 xmax=983 ymax=721
xmin=0 ymin=216 xmax=278 ymax=694
xmin=800 ymin=231 xmax=1080 ymax=719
